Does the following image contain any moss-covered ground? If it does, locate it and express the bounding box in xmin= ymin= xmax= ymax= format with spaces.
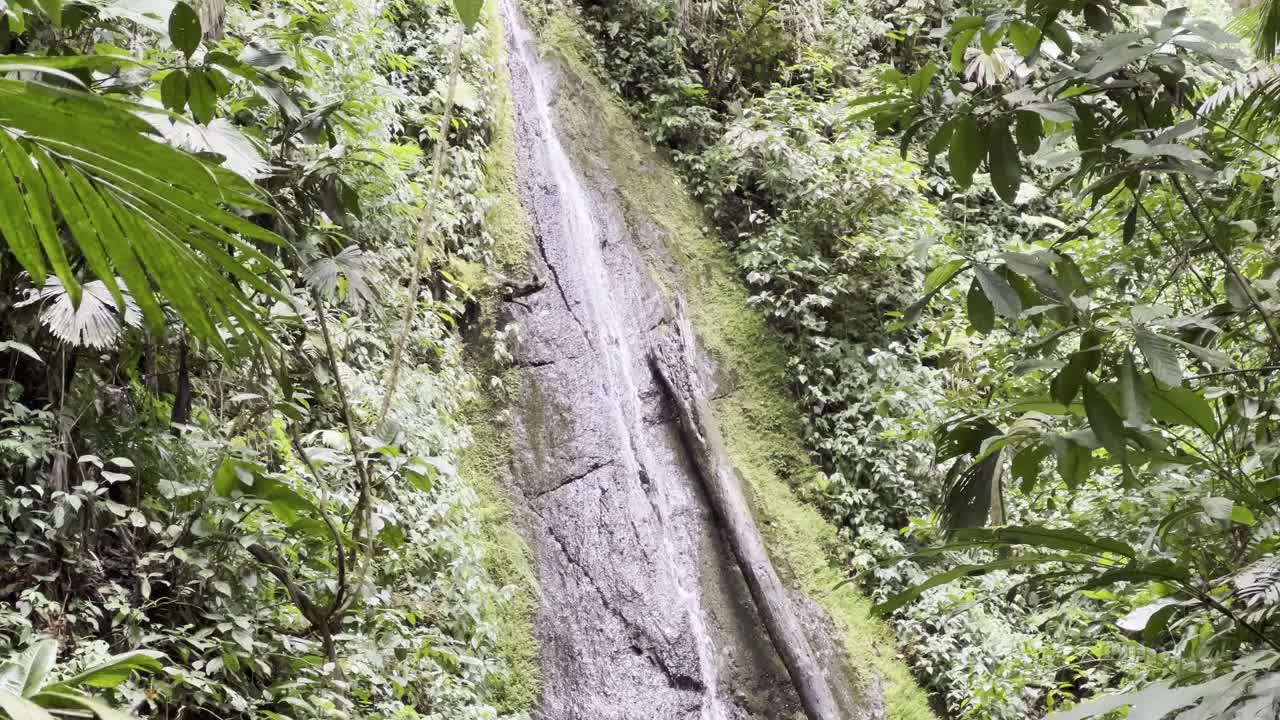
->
xmin=455 ymin=4 xmax=542 ymax=713
xmin=528 ymin=11 xmax=938 ymax=720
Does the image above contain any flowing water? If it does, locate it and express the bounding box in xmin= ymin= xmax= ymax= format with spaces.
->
xmin=497 ymin=3 xmax=855 ymax=718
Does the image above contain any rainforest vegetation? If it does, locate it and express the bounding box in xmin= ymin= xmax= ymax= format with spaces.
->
xmin=2 ymin=0 xmax=1280 ymax=718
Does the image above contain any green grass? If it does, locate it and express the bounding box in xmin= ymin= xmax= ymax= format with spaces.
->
xmin=531 ymin=12 xmax=938 ymax=720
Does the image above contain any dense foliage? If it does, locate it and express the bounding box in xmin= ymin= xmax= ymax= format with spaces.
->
xmin=1 ymin=0 xmax=533 ymax=717
xmin=555 ymin=0 xmax=1280 ymax=717
xmin=9 ymin=0 xmax=1280 ymax=717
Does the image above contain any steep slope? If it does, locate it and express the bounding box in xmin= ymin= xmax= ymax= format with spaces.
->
xmin=491 ymin=3 xmax=936 ymax=719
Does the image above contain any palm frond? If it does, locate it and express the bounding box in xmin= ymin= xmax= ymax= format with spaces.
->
xmin=304 ymin=245 xmax=377 ymax=309
xmin=1232 ymin=0 xmax=1280 ymax=58
xmin=1202 ymin=63 xmax=1280 ymax=116
xmin=0 ymin=79 xmax=287 ymax=355
xmin=17 ymin=277 xmax=141 ymax=349
xmin=1234 ymin=555 xmax=1280 ymax=608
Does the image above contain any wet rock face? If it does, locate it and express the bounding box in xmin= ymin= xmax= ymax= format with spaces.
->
xmin=498 ymin=3 xmax=817 ymax=718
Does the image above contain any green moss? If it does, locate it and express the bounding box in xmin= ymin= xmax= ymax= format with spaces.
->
xmin=533 ymin=12 xmax=938 ymax=720
xmin=458 ymin=375 xmax=542 ymax=714
xmin=454 ymin=5 xmax=542 ymax=713
xmin=482 ymin=4 xmax=534 ymax=282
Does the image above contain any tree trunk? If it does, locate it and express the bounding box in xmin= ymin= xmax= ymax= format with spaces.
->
xmin=171 ymin=338 xmax=191 ymax=434
xmin=648 ymin=323 xmax=844 ymax=720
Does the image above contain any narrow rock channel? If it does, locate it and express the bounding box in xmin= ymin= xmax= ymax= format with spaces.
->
xmin=497 ymin=4 xmax=859 ymax=718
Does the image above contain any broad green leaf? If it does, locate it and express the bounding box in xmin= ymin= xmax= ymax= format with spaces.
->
xmin=0 ymin=55 xmax=147 ymax=72
xmin=908 ymin=60 xmax=937 ymax=97
xmin=3 ymin=6 xmax=27 ymax=34
xmin=1012 ymin=444 xmax=1048 ymax=494
xmin=1055 ymin=253 xmax=1088 ymax=299
xmin=950 ymin=27 xmax=979 ymax=72
xmin=1088 ymin=43 xmax=1155 ymax=79
xmin=974 ymin=264 xmax=1022 ymax=318
xmin=1135 ymin=327 xmax=1181 ymax=388
xmin=1116 ymin=598 xmax=1179 ymax=632
xmin=452 ymin=0 xmax=483 ymax=30
xmin=1015 ymin=111 xmax=1042 ymax=155
xmin=1054 ymin=436 xmax=1092 ymax=490
xmin=1118 ymin=352 xmax=1150 ymax=427
xmin=948 ymin=116 xmax=983 ymax=188
xmin=1021 ymin=101 xmax=1077 ymax=123
xmin=951 ymin=525 xmax=1135 ymax=558
xmin=904 ymin=260 xmax=968 ymax=324
xmin=924 ymin=258 xmax=967 ymax=294
xmin=1052 ymin=354 xmax=1088 ymax=406
xmin=0 ymin=690 xmax=56 ymax=720
xmin=33 ymin=0 xmax=61 ymax=25
xmin=160 ymin=70 xmax=189 ymax=112
xmin=67 ymin=170 xmax=165 ymax=332
xmin=1007 ymin=21 xmax=1041 ymax=56
xmin=213 ymin=457 xmax=256 ymax=496
xmin=45 ymin=651 xmax=164 ymax=691
xmin=405 ymin=458 xmax=437 ymax=493
xmin=36 ymin=150 xmax=126 ymax=314
xmin=988 ymin=120 xmax=1021 ymax=203
xmin=212 ymin=458 xmax=317 ymax=526
xmin=238 ymin=41 xmax=293 ymax=71
xmin=1084 ymin=3 xmax=1114 ymax=33
xmin=0 ymin=78 xmax=285 ymax=353
xmin=1218 ymin=271 xmax=1249 ymax=308
xmin=187 ymin=68 xmax=216 ymax=124
xmin=1148 ymin=382 xmax=1217 ymax=434
xmin=927 ymin=118 xmax=956 ymax=157
xmin=1074 ymin=104 xmax=1100 ymax=150
xmin=1232 ymin=505 xmax=1257 ymax=526
xmin=28 ymin=691 xmax=136 ymax=720
xmin=1201 ymin=497 xmax=1233 ymax=521
xmin=966 ymin=277 xmax=994 ymax=333
xmin=1044 ymin=21 xmax=1073 ymax=55
xmin=934 ymin=417 xmax=1001 ymax=461
xmin=874 ymin=554 xmax=1092 ymax=615
xmin=0 ymin=341 xmax=41 ymax=363
xmin=168 ymin=2 xmax=201 ymax=59
xmin=1122 ymin=204 xmax=1137 ymax=244
xmin=21 ymin=636 xmax=56 ymax=696
xmin=1083 ymin=382 xmax=1127 ymax=465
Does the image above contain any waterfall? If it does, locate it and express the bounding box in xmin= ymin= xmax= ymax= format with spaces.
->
xmin=497 ymin=2 xmax=816 ymax=717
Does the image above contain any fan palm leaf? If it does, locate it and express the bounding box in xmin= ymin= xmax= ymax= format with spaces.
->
xmin=17 ymin=277 xmax=142 ymax=349
xmin=0 ymin=78 xmax=287 ymax=355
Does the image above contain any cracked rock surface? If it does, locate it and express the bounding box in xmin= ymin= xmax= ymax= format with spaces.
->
xmin=495 ymin=3 xmax=820 ymax=719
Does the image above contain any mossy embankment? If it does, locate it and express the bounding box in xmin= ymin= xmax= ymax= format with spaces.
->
xmin=521 ymin=10 xmax=937 ymax=720
xmin=455 ymin=4 xmax=541 ymax=713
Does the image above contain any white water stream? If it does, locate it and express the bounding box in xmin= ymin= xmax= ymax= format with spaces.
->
xmin=499 ymin=3 xmax=733 ymax=718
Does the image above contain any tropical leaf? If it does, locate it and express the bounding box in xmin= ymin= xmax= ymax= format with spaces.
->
xmin=0 ymin=79 xmax=287 ymax=354
xmin=41 ymin=651 xmax=164 ymax=693
xmin=304 ymin=245 xmax=377 ymax=308
xmin=941 ymin=448 xmax=1004 ymax=531
xmin=1136 ymin=326 xmax=1182 ymax=388
xmin=1049 ymin=652 xmax=1280 ymax=720
xmin=949 ymin=525 xmax=1135 ymax=558
xmin=1234 ymin=555 xmax=1280 ymax=608
xmin=873 ymin=553 xmax=1097 ymax=615
xmin=17 ymin=277 xmax=141 ymax=349
xmin=0 ymin=691 xmax=56 ymax=720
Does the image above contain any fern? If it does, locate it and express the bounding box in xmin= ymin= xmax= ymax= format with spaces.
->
xmin=1202 ymin=64 xmax=1280 ymax=116
xmin=1234 ymin=555 xmax=1280 ymax=608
